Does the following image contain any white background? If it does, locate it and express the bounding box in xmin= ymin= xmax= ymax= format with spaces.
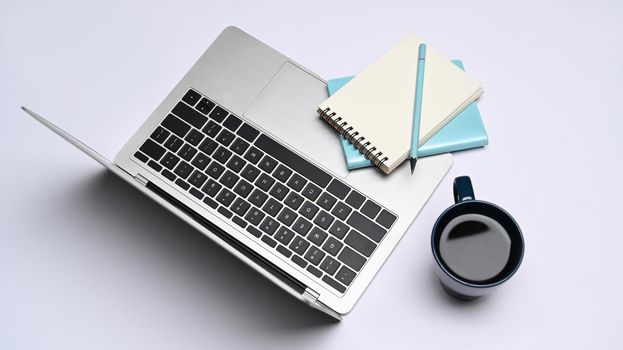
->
xmin=2 ymin=0 xmax=622 ymax=349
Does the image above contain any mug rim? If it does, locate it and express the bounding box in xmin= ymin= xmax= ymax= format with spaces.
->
xmin=431 ymin=199 xmax=524 ymax=289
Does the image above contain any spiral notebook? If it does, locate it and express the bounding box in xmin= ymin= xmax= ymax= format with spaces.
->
xmin=318 ymin=34 xmax=483 ymax=174
xmin=328 ymin=60 xmax=488 ymax=170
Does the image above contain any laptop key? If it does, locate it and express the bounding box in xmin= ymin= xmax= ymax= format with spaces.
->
xmin=269 ymin=182 xmax=289 ymax=200
xmin=205 ymin=161 xmax=225 ymax=179
xmin=308 ymin=227 xmax=328 ymax=246
xmin=338 ymin=246 xmax=366 ymax=272
xmin=230 ymin=138 xmax=249 ymax=156
xmin=298 ymin=201 xmax=319 ymax=220
xmin=313 ymin=210 xmax=334 ymax=230
xmin=274 ymin=227 xmax=295 ymax=245
xmin=216 ymin=129 xmax=235 ymax=146
xmin=175 ymin=178 xmax=190 ymax=190
xmin=292 ymin=217 xmax=313 ymax=236
xmin=191 ymin=152 xmax=210 ymax=171
xmin=202 ymin=120 xmax=222 ymax=138
xmin=236 ymin=123 xmax=260 ymax=143
xmin=184 ymin=129 xmax=204 ymax=146
xmin=198 ymin=138 xmax=218 ymax=155
xmin=216 ymin=188 xmax=235 ymax=206
xmin=284 ymin=192 xmax=304 ymax=210
xmin=317 ymin=193 xmax=337 ymax=211
xmin=307 ymin=265 xmax=322 ymax=278
xmin=150 ymin=126 xmax=170 ymax=143
xmin=148 ymin=160 xmax=162 ymax=172
xmin=229 ymin=197 xmax=251 ymax=216
xmin=219 ymin=170 xmax=239 ymax=189
xmin=172 ymin=102 xmax=207 ymax=129
xmin=326 ymin=179 xmax=350 ymax=200
xmin=140 ymin=139 xmax=166 ymax=161
xmin=177 ymin=144 xmax=197 ymax=162
xmin=182 ymin=89 xmax=201 ymax=106
xmin=232 ymin=216 xmax=247 ymax=229
xmin=261 ymin=235 xmax=277 ymax=248
xmin=345 ymin=191 xmax=366 ymax=210
xmin=161 ymin=169 xmax=176 ymax=182
xmin=162 ymin=114 xmax=191 ymax=138
xmin=345 ymin=230 xmax=376 ymax=257
xmin=273 ymin=164 xmax=292 ymax=183
xmin=301 ymin=183 xmax=321 ymax=201
xmin=320 ymin=256 xmax=341 ymax=276
xmin=276 ymin=245 xmax=292 ymax=258
xmin=255 ymin=173 xmax=275 ymax=191
xmin=289 ymin=236 xmax=310 ymax=255
xmin=244 ymin=207 xmax=265 ymax=226
xmin=195 ymin=97 xmax=215 ymax=114
xmin=213 ymin=146 xmax=232 ymax=164
xmin=159 ymin=152 xmax=180 ymax=170
xmin=331 ymin=201 xmax=352 ymax=221
xmin=248 ymin=189 xmax=268 ymax=207
xmin=304 ymin=247 xmax=325 ymax=266
xmin=209 ymin=106 xmax=228 ymax=122
xmin=276 ymin=207 xmax=297 ymax=226
xmin=328 ymin=220 xmax=349 ymax=239
xmin=164 ymin=135 xmax=184 ymax=152
xmin=361 ymin=200 xmax=382 ymax=219
xmin=233 ymin=179 xmax=253 ymax=198
xmin=347 ymin=211 xmax=387 ymax=243
xmin=173 ymin=161 xmax=193 ymax=179
xmin=223 ymin=114 xmax=243 ymax=132
xmin=323 ymin=275 xmax=346 ymax=293
xmin=189 ymin=187 xmax=204 ymax=200
xmin=286 ymin=173 xmax=307 ymax=192
xmin=262 ymin=198 xmax=282 ymax=217
xmin=240 ymin=164 xmax=261 ymax=182
xmin=291 ymin=255 xmax=307 ymax=268
xmin=259 ymin=217 xmax=280 ymax=235
xmin=246 ymin=226 xmax=262 ymax=238
xmin=322 ymin=236 xmax=343 ymax=256
xmin=226 ymin=155 xmax=246 ymax=173
xmin=243 ymin=146 xmax=264 ymax=165
xmin=230 ymin=198 xmax=251 ymax=217
xmin=134 ymin=151 xmax=148 ymax=163
xmin=217 ymin=206 xmax=233 ymax=219
xmin=203 ymin=196 xmax=218 ymax=209
xmin=335 ymin=266 xmax=356 ymax=286
xmin=202 ymin=179 xmax=222 ymax=197
xmin=188 ymin=170 xmax=208 ymax=188
xmin=258 ymin=155 xmax=278 ymax=173
xmin=376 ymin=209 xmax=397 ymax=229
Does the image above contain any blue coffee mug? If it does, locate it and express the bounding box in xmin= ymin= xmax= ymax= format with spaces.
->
xmin=431 ymin=176 xmax=525 ymax=300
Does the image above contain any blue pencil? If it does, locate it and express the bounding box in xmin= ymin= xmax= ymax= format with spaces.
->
xmin=410 ymin=43 xmax=427 ymax=174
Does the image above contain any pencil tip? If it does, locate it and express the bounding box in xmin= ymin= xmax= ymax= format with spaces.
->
xmin=409 ymin=158 xmax=417 ymax=174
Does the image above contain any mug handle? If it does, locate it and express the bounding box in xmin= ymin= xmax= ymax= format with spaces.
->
xmin=453 ymin=176 xmax=475 ymax=203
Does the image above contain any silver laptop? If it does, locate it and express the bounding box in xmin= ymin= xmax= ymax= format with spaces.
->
xmin=24 ymin=26 xmax=452 ymax=319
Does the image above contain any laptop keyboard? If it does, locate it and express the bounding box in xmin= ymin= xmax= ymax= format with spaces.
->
xmin=133 ymin=89 xmax=397 ymax=294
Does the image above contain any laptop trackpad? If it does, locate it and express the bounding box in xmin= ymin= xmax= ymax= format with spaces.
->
xmin=244 ymin=62 xmax=349 ymax=178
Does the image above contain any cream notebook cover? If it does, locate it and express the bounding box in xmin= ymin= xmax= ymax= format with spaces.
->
xmin=318 ymin=34 xmax=483 ymax=174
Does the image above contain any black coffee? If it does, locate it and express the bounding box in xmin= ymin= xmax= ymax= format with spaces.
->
xmin=439 ymin=214 xmax=511 ymax=282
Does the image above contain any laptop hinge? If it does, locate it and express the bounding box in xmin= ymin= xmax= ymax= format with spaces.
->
xmin=134 ymin=173 xmax=149 ymax=186
xmin=303 ymin=287 xmax=320 ymax=303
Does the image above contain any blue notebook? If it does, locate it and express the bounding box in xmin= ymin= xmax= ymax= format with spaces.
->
xmin=328 ymin=60 xmax=488 ymax=170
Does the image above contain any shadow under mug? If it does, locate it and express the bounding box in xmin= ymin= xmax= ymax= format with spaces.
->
xmin=431 ymin=176 xmax=524 ymax=300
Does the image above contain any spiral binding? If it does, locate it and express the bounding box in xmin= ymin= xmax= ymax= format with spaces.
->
xmin=318 ymin=107 xmax=389 ymax=170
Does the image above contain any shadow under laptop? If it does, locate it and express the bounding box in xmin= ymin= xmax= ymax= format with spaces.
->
xmin=59 ymin=170 xmax=340 ymax=330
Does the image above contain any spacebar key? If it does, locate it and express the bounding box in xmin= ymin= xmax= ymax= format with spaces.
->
xmin=254 ymin=134 xmax=332 ymax=188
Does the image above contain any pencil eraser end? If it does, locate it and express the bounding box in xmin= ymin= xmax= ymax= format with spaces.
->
xmin=418 ymin=43 xmax=427 ymax=58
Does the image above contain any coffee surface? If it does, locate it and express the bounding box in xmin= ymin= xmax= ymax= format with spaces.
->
xmin=439 ymin=213 xmax=511 ymax=282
